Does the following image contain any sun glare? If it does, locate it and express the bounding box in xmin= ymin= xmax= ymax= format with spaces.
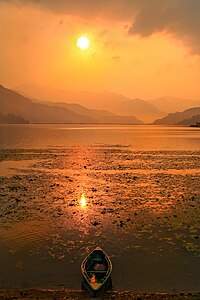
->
xmin=80 ymin=194 xmax=86 ymax=207
xmin=76 ymin=36 xmax=90 ymax=50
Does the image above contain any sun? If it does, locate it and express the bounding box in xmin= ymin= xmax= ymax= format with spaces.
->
xmin=76 ymin=36 xmax=90 ymax=50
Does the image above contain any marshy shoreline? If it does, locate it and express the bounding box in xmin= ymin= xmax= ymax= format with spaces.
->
xmin=0 ymin=144 xmax=200 ymax=293
xmin=0 ymin=289 xmax=200 ymax=300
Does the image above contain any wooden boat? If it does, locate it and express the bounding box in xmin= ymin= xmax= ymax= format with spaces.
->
xmin=81 ymin=246 xmax=112 ymax=297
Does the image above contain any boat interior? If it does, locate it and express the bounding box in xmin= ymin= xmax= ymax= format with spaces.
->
xmin=85 ymin=251 xmax=109 ymax=280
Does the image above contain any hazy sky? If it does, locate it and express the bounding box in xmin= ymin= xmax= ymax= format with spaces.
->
xmin=0 ymin=0 xmax=200 ymax=99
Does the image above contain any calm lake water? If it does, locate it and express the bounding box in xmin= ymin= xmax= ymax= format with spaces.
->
xmin=0 ymin=124 xmax=200 ymax=292
xmin=0 ymin=124 xmax=200 ymax=150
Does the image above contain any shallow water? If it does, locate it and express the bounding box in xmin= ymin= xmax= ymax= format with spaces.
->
xmin=0 ymin=125 xmax=200 ymax=292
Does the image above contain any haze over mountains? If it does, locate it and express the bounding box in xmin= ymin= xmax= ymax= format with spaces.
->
xmin=16 ymin=83 xmax=200 ymax=123
xmin=0 ymin=84 xmax=142 ymax=124
xmin=0 ymin=83 xmax=200 ymax=125
xmin=148 ymin=96 xmax=200 ymax=114
xmin=16 ymin=83 xmax=164 ymax=123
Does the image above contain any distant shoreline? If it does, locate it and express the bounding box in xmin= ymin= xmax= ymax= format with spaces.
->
xmin=0 ymin=122 xmax=146 ymax=125
xmin=0 ymin=122 xmax=194 ymax=126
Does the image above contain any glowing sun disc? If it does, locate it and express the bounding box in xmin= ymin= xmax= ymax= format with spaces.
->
xmin=76 ymin=36 xmax=90 ymax=50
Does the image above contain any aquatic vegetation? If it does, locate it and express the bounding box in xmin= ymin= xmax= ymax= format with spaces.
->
xmin=0 ymin=147 xmax=200 ymax=290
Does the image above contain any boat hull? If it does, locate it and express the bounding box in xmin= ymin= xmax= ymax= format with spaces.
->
xmin=82 ymin=276 xmax=112 ymax=297
xmin=81 ymin=247 xmax=112 ymax=297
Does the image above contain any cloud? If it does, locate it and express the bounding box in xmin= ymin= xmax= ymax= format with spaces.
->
xmin=0 ymin=0 xmax=138 ymax=20
xmin=1 ymin=0 xmax=200 ymax=54
xmin=127 ymin=0 xmax=200 ymax=55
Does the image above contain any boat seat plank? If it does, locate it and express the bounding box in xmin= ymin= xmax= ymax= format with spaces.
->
xmin=88 ymin=270 xmax=107 ymax=273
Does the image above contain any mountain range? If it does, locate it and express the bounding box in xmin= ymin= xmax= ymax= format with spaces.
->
xmin=0 ymin=84 xmax=142 ymax=124
xmin=15 ymin=83 xmax=200 ymax=123
xmin=15 ymin=83 xmax=164 ymax=123
xmin=0 ymin=83 xmax=200 ymax=125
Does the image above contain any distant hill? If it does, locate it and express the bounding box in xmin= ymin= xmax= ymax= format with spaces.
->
xmin=112 ymin=98 xmax=165 ymax=123
xmin=153 ymin=107 xmax=200 ymax=125
xmin=0 ymin=113 xmax=29 ymax=124
xmin=0 ymin=84 xmax=96 ymax=123
xmin=177 ymin=114 xmax=200 ymax=125
xmin=40 ymin=101 xmax=115 ymax=119
xmin=148 ymin=96 xmax=200 ymax=114
xmin=39 ymin=101 xmax=143 ymax=124
xmin=0 ymin=84 xmax=142 ymax=124
xmin=15 ymin=83 xmax=164 ymax=123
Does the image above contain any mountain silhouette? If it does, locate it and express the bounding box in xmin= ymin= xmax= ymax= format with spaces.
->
xmin=15 ymin=83 xmax=164 ymax=123
xmin=0 ymin=84 xmax=142 ymax=124
xmin=153 ymin=107 xmax=200 ymax=125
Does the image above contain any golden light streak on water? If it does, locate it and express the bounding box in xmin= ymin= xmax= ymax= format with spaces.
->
xmin=80 ymin=194 xmax=86 ymax=208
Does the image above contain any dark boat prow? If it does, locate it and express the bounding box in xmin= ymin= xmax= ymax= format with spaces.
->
xmin=81 ymin=246 xmax=112 ymax=297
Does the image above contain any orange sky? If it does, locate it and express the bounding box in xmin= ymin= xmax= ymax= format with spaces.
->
xmin=0 ymin=0 xmax=200 ymax=100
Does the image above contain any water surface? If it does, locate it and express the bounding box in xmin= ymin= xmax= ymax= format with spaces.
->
xmin=1 ymin=124 xmax=200 ymax=150
xmin=0 ymin=124 xmax=199 ymax=292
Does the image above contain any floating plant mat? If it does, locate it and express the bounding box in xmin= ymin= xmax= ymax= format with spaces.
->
xmin=0 ymin=147 xmax=199 ymax=291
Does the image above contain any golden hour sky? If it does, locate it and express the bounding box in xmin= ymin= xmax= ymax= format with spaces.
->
xmin=0 ymin=0 xmax=200 ymax=100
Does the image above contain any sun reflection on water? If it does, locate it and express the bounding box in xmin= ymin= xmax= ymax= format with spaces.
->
xmin=80 ymin=194 xmax=86 ymax=208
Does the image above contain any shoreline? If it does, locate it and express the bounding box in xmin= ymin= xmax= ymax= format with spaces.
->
xmin=0 ymin=289 xmax=200 ymax=300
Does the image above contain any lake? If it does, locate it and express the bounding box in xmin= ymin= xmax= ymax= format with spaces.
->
xmin=0 ymin=124 xmax=200 ymax=150
xmin=0 ymin=124 xmax=200 ymax=292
